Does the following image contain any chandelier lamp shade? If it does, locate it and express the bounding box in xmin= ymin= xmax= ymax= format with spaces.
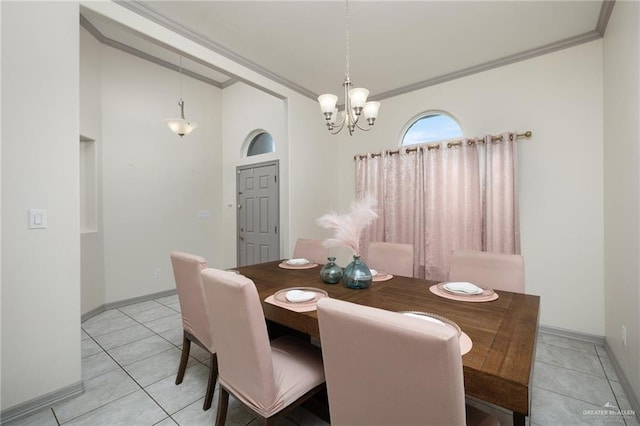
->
xmin=166 ymin=57 xmax=198 ymax=137
xmin=318 ymin=0 xmax=380 ymax=135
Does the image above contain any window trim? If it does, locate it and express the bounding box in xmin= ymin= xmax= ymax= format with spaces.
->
xmin=242 ymin=129 xmax=276 ymax=158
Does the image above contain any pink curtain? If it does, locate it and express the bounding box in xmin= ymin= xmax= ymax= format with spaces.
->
xmin=483 ymin=133 xmax=520 ymax=253
xmin=356 ymin=133 xmax=519 ymax=281
xmin=356 ymin=154 xmax=385 ymax=252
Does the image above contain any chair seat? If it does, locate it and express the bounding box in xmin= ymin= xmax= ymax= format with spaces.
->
xmin=219 ymin=335 xmax=324 ymax=418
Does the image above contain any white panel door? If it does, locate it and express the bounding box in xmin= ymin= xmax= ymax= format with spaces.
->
xmin=237 ymin=161 xmax=280 ymax=266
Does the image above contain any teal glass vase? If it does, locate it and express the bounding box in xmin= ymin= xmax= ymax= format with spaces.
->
xmin=319 ymin=257 xmax=343 ymax=284
xmin=342 ymin=255 xmax=372 ymax=289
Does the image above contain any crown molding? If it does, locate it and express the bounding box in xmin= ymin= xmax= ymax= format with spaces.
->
xmin=114 ymin=0 xmax=316 ymax=100
xmin=596 ymin=0 xmax=616 ymax=36
xmin=369 ymin=29 xmax=603 ymax=102
xmin=80 ymin=14 xmax=225 ymax=88
xmin=98 ymin=0 xmax=615 ymax=103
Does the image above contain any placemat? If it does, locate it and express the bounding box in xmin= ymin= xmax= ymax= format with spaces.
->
xmin=264 ymin=288 xmax=328 ymax=312
xmin=278 ymin=261 xmax=319 ymax=270
xmin=429 ymin=284 xmax=499 ymax=302
xmin=372 ymin=273 xmax=393 ymax=282
xmin=460 ymin=331 xmax=473 ymax=355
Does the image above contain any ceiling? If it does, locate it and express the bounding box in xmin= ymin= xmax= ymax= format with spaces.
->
xmin=81 ymin=1 xmax=612 ymax=102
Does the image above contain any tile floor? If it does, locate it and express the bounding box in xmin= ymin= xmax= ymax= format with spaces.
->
xmin=4 ymin=294 xmax=639 ymax=426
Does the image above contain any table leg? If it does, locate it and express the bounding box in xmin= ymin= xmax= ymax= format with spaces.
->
xmin=513 ymin=412 xmax=526 ymax=426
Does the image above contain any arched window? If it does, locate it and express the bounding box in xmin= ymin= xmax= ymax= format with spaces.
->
xmin=400 ymin=112 xmax=463 ymax=146
xmin=246 ymin=131 xmax=275 ymax=157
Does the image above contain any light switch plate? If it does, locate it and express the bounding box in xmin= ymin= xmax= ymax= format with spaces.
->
xmin=197 ymin=210 xmax=212 ymax=220
xmin=28 ymin=209 xmax=47 ymax=229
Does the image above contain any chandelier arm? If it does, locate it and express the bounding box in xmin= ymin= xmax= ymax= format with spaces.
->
xmin=330 ymin=120 xmax=346 ymax=135
xmin=354 ymin=120 xmax=372 ymax=131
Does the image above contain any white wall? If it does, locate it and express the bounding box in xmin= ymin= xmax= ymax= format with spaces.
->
xmin=100 ymin=46 xmax=223 ymax=304
xmin=220 ymin=82 xmax=286 ymax=267
xmin=603 ymin=0 xmax=640 ymax=406
xmin=287 ymin=94 xmax=340 ymax=256
xmin=336 ymin=41 xmax=605 ymax=335
xmin=80 ymin=27 xmax=105 ymax=315
xmin=1 ymin=1 xmax=82 ymax=410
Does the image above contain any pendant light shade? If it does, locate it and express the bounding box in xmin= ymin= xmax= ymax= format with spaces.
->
xmin=166 ymin=100 xmax=198 ymax=137
xmin=166 ymin=57 xmax=198 ymax=137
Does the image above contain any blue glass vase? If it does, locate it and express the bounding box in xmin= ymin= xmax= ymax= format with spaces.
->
xmin=342 ymin=255 xmax=372 ymax=289
xmin=320 ymin=257 xmax=343 ymax=284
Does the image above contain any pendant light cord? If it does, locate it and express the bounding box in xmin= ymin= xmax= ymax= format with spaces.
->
xmin=179 ymin=56 xmax=184 ymax=100
xmin=345 ymin=0 xmax=350 ymax=81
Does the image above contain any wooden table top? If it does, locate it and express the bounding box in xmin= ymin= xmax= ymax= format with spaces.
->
xmin=236 ymin=260 xmax=540 ymax=419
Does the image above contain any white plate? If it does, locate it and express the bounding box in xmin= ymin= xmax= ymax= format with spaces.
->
xmin=286 ymin=258 xmax=310 ymax=265
xmin=369 ymin=269 xmax=378 ymax=277
xmin=285 ymin=289 xmax=316 ymax=303
xmin=443 ymin=282 xmax=483 ymax=295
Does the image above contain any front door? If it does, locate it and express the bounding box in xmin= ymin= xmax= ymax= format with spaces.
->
xmin=237 ymin=161 xmax=280 ymax=266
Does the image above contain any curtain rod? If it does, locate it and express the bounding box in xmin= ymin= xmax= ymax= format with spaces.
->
xmin=354 ymin=131 xmax=532 ymax=160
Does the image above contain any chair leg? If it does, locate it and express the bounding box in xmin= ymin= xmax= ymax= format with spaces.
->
xmin=175 ymin=332 xmax=191 ymax=385
xmin=215 ymin=387 xmax=230 ymax=426
xmin=203 ymin=353 xmax=218 ymax=410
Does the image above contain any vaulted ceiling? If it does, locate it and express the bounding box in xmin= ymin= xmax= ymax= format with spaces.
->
xmin=81 ymin=1 xmax=612 ymax=101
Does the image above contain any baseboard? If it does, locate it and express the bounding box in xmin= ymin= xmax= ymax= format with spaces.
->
xmin=0 ymin=381 xmax=84 ymax=424
xmin=81 ymin=305 xmax=106 ymax=323
xmin=81 ymin=289 xmax=178 ymax=322
xmin=538 ymin=324 xmax=605 ymax=345
xmin=604 ymin=341 xmax=640 ymax=423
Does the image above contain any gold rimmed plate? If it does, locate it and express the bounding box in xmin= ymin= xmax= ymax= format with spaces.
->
xmin=400 ymin=311 xmax=462 ymax=337
xmin=273 ymin=287 xmax=328 ymax=306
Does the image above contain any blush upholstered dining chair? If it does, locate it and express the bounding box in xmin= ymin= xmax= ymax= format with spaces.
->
xmin=292 ymin=238 xmax=329 ymax=265
xmin=316 ymin=298 xmax=499 ymax=426
xmin=448 ymin=250 xmax=525 ymax=293
xmin=365 ymin=241 xmax=414 ymax=277
xmin=200 ymin=268 xmax=326 ymax=426
xmin=170 ymin=251 xmax=218 ymax=410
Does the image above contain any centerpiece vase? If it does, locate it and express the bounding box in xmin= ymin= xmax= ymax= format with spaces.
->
xmin=320 ymin=257 xmax=343 ymax=284
xmin=342 ymin=255 xmax=372 ymax=289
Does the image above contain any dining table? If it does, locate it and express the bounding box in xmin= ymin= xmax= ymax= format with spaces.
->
xmin=235 ymin=259 xmax=540 ymax=426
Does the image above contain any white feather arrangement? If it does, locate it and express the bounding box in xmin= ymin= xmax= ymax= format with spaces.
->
xmin=316 ymin=195 xmax=378 ymax=256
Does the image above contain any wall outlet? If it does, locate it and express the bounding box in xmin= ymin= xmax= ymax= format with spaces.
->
xmin=622 ymin=325 xmax=627 ymax=347
xmin=154 ymin=269 xmax=161 ymax=280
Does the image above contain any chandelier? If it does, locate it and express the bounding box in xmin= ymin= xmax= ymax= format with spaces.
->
xmin=165 ymin=56 xmax=198 ymax=137
xmin=318 ymin=0 xmax=380 ymax=136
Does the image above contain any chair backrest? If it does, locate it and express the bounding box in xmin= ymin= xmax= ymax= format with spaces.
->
xmin=292 ymin=238 xmax=328 ymax=265
xmin=366 ymin=242 xmax=414 ymax=277
xmin=317 ymin=298 xmax=466 ymax=426
xmin=448 ymin=250 xmax=525 ymax=293
xmin=200 ymin=268 xmax=278 ymax=412
xmin=170 ymin=251 xmax=214 ymax=352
